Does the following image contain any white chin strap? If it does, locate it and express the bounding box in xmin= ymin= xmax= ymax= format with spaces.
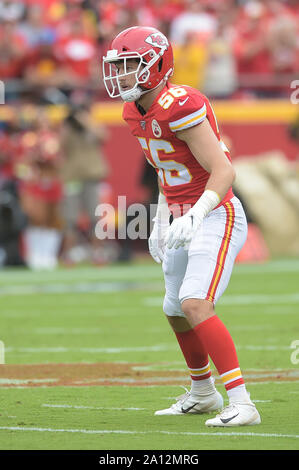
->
xmin=119 ymin=80 xmax=165 ymax=103
xmin=119 ymin=86 xmax=143 ymax=103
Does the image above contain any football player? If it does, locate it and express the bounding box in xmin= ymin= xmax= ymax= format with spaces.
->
xmin=102 ymin=26 xmax=261 ymax=427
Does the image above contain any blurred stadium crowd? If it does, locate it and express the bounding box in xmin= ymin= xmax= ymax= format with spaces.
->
xmin=0 ymin=0 xmax=298 ymax=269
xmin=0 ymin=0 xmax=298 ymax=98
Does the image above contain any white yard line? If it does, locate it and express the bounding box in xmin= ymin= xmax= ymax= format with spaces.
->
xmin=0 ymin=379 xmax=57 ymax=385
xmin=0 ymin=281 xmax=162 ymax=296
xmin=42 ymin=404 xmax=146 ymax=411
xmin=13 ymin=325 xmax=287 ymax=335
xmin=33 ymin=328 xmax=103 ymax=335
xmin=42 ymin=401 xmax=271 ymax=410
xmin=0 ymin=426 xmax=298 ymax=439
xmin=0 ymin=372 xmax=297 ymax=388
xmin=4 ymin=344 xmax=177 ymax=354
xmin=1 ymin=285 xmax=298 ymax=300
xmin=4 ymin=344 xmax=295 ymax=354
xmin=0 ymin=265 xmax=163 ymax=285
xmin=0 ymin=381 xmax=297 ymax=389
xmin=0 ymin=258 xmax=298 ymax=286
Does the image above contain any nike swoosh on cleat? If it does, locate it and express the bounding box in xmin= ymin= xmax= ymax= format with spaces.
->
xmin=220 ymin=413 xmax=239 ymax=424
xmin=181 ymin=403 xmax=199 ymax=414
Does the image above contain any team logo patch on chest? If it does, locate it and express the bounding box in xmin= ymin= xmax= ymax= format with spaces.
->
xmin=151 ymin=119 xmax=162 ymax=138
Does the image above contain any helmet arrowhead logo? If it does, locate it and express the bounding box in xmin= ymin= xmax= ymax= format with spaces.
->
xmin=145 ymin=32 xmax=169 ymax=50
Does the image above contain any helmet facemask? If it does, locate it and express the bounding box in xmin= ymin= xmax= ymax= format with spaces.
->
xmin=103 ymin=48 xmax=167 ymax=102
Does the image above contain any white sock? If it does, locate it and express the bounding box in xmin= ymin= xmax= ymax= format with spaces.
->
xmin=24 ymin=227 xmax=42 ymax=269
xmin=191 ymin=376 xmax=216 ymax=396
xmin=24 ymin=227 xmax=61 ymax=269
xmin=43 ymin=228 xmax=61 ymax=257
xmin=227 ymin=384 xmax=251 ymax=404
xmin=39 ymin=228 xmax=61 ymax=269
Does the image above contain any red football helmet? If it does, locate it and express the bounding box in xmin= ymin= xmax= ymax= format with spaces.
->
xmin=102 ymin=26 xmax=174 ymax=102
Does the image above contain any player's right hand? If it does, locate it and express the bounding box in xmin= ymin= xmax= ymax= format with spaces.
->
xmin=148 ymin=221 xmax=169 ymax=263
xmin=165 ymin=211 xmax=202 ymax=250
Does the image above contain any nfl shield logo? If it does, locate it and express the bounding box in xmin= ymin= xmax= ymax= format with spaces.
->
xmin=140 ymin=121 xmax=146 ymax=130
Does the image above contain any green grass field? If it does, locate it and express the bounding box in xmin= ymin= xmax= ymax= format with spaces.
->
xmin=0 ymin=258 xmax=299 ymax=451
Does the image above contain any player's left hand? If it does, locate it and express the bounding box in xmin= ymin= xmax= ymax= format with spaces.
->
xmin=165 ymin=210 xmax=203 ymax=249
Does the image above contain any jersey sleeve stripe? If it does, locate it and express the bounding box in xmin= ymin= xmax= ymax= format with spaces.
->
xmin=169 ymin=104 xmax=206 ymax=132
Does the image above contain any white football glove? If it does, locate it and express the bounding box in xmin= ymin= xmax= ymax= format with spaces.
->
xmin=165 ymin=190 xmax=221 ymax=250
xmin=165 ymin=211 xmax=203 ymax=250
xmin=148 ymin=192 xmax=170 ymax=263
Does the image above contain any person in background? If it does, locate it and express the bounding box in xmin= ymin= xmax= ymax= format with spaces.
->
xmin=60 ymin=97 xmax=109 ymax=265
xmin=0 ymin=18 xmax=27 ymax=81
xmin=54 ymin=8 xmax=99 ymax=88
xmin=19 ymin=110 xmax=63 ymax=270
xmin=0 ymin=129 xmax=27 ymax=267
xmin=171 ymin=32 xmax=207 ymax=90
xmin=203 ymin=7 xmax=238 ymax=98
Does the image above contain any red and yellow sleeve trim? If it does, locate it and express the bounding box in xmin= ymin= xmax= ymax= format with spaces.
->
xmin=169 ymin=104 xmax=206 ymax=132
